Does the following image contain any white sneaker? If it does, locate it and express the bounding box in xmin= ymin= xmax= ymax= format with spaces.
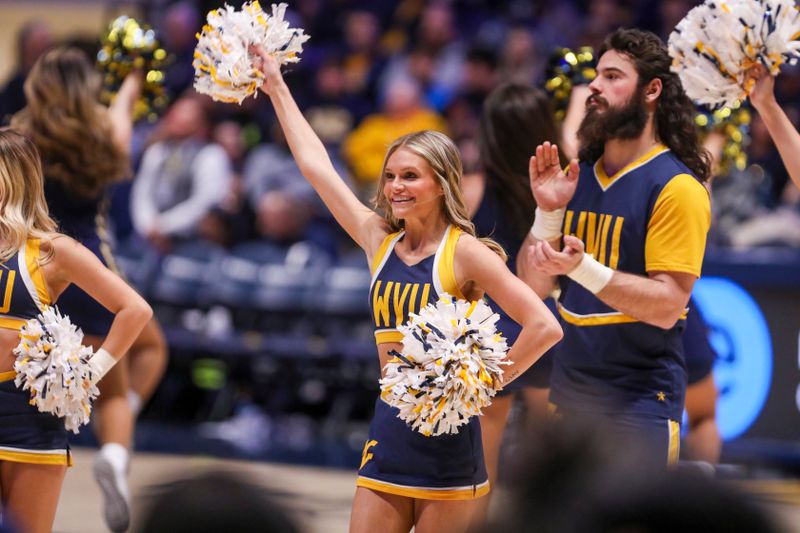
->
xmin=93 ymin=450 xmax=131 ymax=532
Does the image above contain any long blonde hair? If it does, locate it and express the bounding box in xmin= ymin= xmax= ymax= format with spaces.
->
xmin=0 ymin=130 xmax=57 ymax=261
xmin=11 ymin=47 xmax=128 ymax=198
xmin=373 ymin=130 xmax=506 ymax=260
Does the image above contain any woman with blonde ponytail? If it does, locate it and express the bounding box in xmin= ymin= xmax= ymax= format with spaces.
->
xmin=0 ymin=130 xmax=151 ymax=533
xmin=251 ymin=47 xmax=562 ymax=533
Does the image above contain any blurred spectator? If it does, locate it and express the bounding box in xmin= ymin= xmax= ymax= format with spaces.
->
xmin=302 ymin=58 xmax=360 ymax=146
xmin=338 ymin=9 xmax=386 ymax=108
xmin=137 ymin=470 xmax=300 ymax=533
xmin=443 ymin=45 xmax=501 ymax=172
xmin=498 ymin=26 xmax=542 ymax=85
xmin=655 ymin=0 xmax=697 ymax=40
xmin=342 ymin=78 xmax=448 ymax=186
xmin=131 ymin=94 xmax=232 ymax=252
xmin=0 ymin=21 xmax=54 ymax=124
xmin=459 ymin=46 xmax=501 ymax=117
xmin=160 ymin=1 xmax=201 ymax=97
xmin=198 ymin=120 xmax=256 ymax=247
xmin=491 ymin=424 xmax=780 ymax=533
xmin=577 ymin=0 xmax=633 ymax=51
xmin=380 ymin=2 xmax=466 ymax=111
xmin=243 ymin=122 xmax=349 ymax=251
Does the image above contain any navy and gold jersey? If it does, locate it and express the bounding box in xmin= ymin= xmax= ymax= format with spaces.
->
xmin=361 ymin=225 xmax=490 ymax=499
xmin=0 ymin=239 xmax=51 ymax=330
xmin=0 ymin=238 xmax=70 ymax=467
xmin=369 ymin=225 xmax=464 ymax=344
xmin=551 ymin=144 xmax=711 ymax=420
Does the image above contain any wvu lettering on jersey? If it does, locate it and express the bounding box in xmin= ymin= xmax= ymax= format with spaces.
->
xmin=563 ymin=210 xmax=625 ymax=268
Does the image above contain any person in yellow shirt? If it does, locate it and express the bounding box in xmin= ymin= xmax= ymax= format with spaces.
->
xmin=343 ymin=78 xmax=448 ymax=184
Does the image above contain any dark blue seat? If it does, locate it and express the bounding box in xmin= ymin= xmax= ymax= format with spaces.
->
xmin=150 ymin=242 xmax=225 ymax=308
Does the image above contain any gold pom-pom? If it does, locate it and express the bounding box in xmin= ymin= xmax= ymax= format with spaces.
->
xmin=544 ymin=46 xmax=596 ymax=122
xmin=97 ymin=16 xmax=170 ymax=123
xmin=696 ymin=100 xmax=752 ymax=174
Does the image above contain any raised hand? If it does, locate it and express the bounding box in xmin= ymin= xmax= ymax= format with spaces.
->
xmin=529 ymin=141 xmax=580 ymax=212
xmin=746 ymin=64 xmax=777 ymax=113
xmin=249 ymin=44 xmax=284 ymax=95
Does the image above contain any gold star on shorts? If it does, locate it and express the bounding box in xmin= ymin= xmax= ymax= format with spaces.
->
xmin=656 ymin=391 xmax=666 ymax=402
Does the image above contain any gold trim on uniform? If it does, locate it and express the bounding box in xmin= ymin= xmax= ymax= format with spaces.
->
xmin=667 ymin=419 xmax=680 ymax=466
xmin=557 ymin=303 xmax=688 ymax=327
xmin=356 ymin=476 xmax=490 ymax=500
xmin=437 ymin=226 xmax=465 ymax=300
xmin=594 ymin=144 xmax=670 ymax=191
xmin=0 ymin=316 xmax=27 ymax=331
xmin=374 ymin=330 xmax=405 ymax=344
xmin=370 ymin=231 xmax=403 ymax=275
xmin=0 ymin=370 xmax=16 ymax=382
xmin=25 ymin=239 xmax=51 ymax=307
xmin=0 ymin=446 xmax=72 ymax=466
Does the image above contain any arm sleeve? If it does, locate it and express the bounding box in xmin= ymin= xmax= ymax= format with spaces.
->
xmin=645 ymin=173 xmax=711 ymax=277
xmin=157 ymin=144 xmax=232 ymax=236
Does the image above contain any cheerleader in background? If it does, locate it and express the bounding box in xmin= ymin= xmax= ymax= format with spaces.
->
xmin=461 ymin=83 xmax=563 ymax=526
xmin=11 ymin=47 xmax=168 ymax=532
xmin=0 ymin=129 xmax=151 ymax=533
xmin=249 ymin=46 xmax=561 ymax=533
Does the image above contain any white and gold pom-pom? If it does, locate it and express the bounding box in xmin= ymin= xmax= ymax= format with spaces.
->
xmin=13 ymin=308 xmax=98 ymax=434
xmin=379 ymin=295 xmax=510 ymax=437
xmin=669 ymin=0 xmax=800 ymax=108
xmin=193 ymin=1 xmax=310 ymax=103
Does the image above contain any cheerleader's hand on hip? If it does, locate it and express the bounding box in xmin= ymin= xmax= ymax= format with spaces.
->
xmin=529 ymin=141 xmax=580 ymax=212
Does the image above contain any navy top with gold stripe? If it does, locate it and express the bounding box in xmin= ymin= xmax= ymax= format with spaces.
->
xmin=0 ymin=239 xmax=51 ymax=330
xmin=369 ymin=225 xmax=464 ymax=345
xmin=551 ymin=144 xmax=711 ymax=420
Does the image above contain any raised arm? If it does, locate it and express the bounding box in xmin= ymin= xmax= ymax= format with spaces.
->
xmin=748 ymin=65 xmax=800 ymax=190
xmin=251 ymin=47 xmax=386 ymax=254
xmin=517 ymin=142 xmax=579 ymax=299
xmin=457 ymin=236 xmax=562 ymax=385
xmin=560 ymin=84 xmax=590 ymax=161
xmin=107 ymin=70 xmax=143 ymax=154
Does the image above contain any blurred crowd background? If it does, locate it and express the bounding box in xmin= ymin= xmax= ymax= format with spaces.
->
xmin=1 ymin=0 xmax=799 ymax=469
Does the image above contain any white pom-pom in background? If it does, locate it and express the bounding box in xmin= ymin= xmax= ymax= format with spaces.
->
xmin=14 ymin=307 xmax=98 ymax=434
xmin=669 ymin=0 xmax=800 ymax=108
xmin=193 ymin=1 xmax=310 ymax=103
xmin=379 ymin=295 xmax=510 ymax=437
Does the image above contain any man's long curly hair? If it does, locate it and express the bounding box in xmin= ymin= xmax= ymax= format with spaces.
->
xmin=581 ymin=29 xmax=711 ymax=183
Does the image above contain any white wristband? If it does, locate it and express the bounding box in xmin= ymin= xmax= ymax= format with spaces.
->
xmin=567 ymin=253 xmax=614 ymax=294
xmin=530 ymin=207 xmax=565 ymax=241
xmin=89 ymin=348 xmax=118 ymax=384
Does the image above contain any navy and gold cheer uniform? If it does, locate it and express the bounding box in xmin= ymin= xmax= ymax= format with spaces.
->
xmin=0 ymin=239 xmax=71 ymax=466
xmin=357 ymin=225 xmax=489 ymax=500
xmin=550 ymin=144 xmax=710 ymax=465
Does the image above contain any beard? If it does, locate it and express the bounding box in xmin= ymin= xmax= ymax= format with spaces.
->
xmin=577 ymin=86 xmax=649 ymax=162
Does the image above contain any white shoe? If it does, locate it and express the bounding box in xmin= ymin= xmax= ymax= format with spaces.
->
xmin=93 ymin=450 xmax=131 ymax=532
